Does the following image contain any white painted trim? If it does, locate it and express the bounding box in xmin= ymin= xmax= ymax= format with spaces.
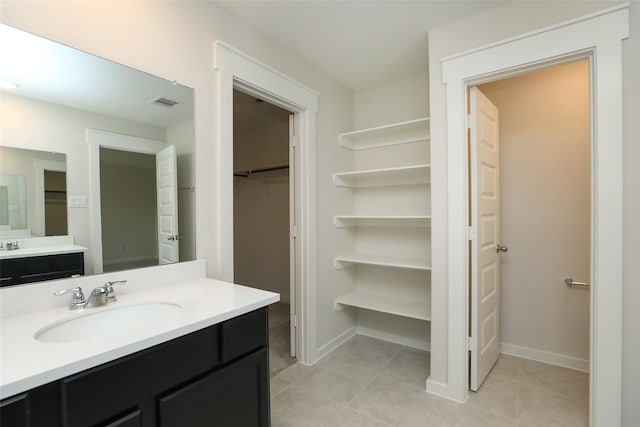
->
xmin=33 ymin=159 xmax=66 ymax=237
xmin=86 ymin=129 xmax=167 ymax=274
xmin=214 ymin=41 xmax=318 ymax=365
xmin=500 ymin=342 xmax=589 ymax=373
xmin=315 ymin=326 xmax=356 ymax=362
xmin=440 ymin=7 xmax=628 ymax=426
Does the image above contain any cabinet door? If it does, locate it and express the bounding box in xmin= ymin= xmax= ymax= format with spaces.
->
xmin=103 ymin=409 xmax=142 ymax=427
xmin=0 ymin=394 xmax=29 ymax=427
xmin=159 ymin=348 xmax=270 ymax=427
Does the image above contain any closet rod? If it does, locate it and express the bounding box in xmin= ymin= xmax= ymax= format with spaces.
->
xmin=233 ymin=165 xmax=289 ymax=177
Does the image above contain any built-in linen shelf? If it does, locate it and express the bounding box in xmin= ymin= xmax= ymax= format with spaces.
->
xmin=333 ymin=164 xmax=431 ymax=188
xmin=334 ymin=254 xmax=431 ymax=270
xmin=333 ymin=215 xmax=431 ymax=228
xmin=338 ymin=118 xmax=430 ymax=150
xmin=334 ymin=290 xmax=431 ymax=321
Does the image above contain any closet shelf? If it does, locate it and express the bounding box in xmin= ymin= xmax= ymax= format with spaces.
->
xmin=334 ymin=290 xmax=431 ymax=321
xmin=338 ymin=118 xmax=429 ymax=150
xmin=333 ymin=164 xmax=431 ymax=187
xmin=333 ymin=215 xmax=431 ymax=228
xmin=334 ymin=254 xmax=431 ymax=270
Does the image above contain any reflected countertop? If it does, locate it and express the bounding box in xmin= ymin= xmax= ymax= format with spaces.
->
xmin=0 ymin=235 xmax=87 ymax=260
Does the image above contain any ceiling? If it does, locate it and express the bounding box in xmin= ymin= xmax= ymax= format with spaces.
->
xmin=214 ymin=1 xmax=509 ymax=91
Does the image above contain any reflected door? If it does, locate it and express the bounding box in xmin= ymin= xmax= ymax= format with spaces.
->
xmin=157 ymin=145 xmax=179 ymax=264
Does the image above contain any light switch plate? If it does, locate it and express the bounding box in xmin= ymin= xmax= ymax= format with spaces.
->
xmin=68 ymin=196 xmax=88 ymax=208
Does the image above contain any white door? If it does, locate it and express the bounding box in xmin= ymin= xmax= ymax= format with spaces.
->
xmin=156 ymin=145 xmax=179 ymax=264
xmin=469 ymin=87 xmax=502 ymax=391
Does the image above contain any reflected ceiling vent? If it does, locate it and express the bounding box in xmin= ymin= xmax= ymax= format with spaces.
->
xmin=150 ymin=97 xmax=179 ymax=108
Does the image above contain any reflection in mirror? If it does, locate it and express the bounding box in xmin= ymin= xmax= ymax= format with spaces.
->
xmin=0 ymin=146 xmax=67 ymax=238
xmin=100 ymin=147 xmax=157 ymax=272
xmin=0 ymin=24 xmax=195 ymax=276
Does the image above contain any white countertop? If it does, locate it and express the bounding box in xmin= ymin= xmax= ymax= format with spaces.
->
xmin=0 ymin=244 xmax=88 ymax=260
xmin=0 ymin=277 xmax=279 ymax=399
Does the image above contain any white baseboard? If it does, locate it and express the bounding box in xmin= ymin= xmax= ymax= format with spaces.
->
xmin=500 ymin=342 xmax=589 ymax=372
xmin=356 ymin=326 xmax=430 ymax=351
xmin=314 ymin=326 xmax=356 ymax=363
xmin=426 ymin=378 xmax=467 ymax=403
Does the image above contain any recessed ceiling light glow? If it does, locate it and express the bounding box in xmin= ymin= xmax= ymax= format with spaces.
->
xmin=0 ymin=81 xmax=19 ymax=89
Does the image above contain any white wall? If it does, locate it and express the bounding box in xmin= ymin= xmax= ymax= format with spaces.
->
xmin=428 ymin=1 xmax=639 ymax=423
xmin=1 ymin=1 xmax=354 ymax=361
xmin=1 ymin=93 xmax=165 ymax=274
xmin=354 ymin=72 xmax=429 ymax=129
xmin=479 ymin=60 xmax=591 ymax=366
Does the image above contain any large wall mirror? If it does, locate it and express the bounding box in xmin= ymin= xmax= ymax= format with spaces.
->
xmin=0 ymin=24 xmax=195 ymax=276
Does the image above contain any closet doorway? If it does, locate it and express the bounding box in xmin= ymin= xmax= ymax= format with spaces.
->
xmin=468 ymin=60 xmax=591 ymax=416
xmin=233 ymin=89 xmax=297 ymax=376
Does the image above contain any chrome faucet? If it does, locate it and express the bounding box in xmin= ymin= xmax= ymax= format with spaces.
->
xmin=105 ymin=280 xmax=127 ymax=303
xmin=55 ymin=280 xmax=127 ymax=310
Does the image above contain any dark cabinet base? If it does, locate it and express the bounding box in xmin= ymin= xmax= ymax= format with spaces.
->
xmin=160 ymin=348 xmax=269 ymax=427
xmin=0 ymin=307 xmax=270 ymax=427
xmin=0 ymin=252 xmax=84 ymax=287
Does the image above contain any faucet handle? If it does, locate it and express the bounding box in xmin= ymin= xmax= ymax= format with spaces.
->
xmin=54 ymin=286 xmax=86 ymax=310
xmin=105 ymin=280 xmax=127 ymax=303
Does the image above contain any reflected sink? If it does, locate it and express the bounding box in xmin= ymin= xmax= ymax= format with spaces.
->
xmin=34 ymin=302 xmax=182 ymax=343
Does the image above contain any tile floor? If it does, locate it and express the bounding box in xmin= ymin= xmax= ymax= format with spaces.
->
xmin=269 ymin=335 xmax=589 ymax=427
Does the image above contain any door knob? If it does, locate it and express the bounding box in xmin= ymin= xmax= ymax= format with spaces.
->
xmin=496 ymin=244 xmax=508 ymax=253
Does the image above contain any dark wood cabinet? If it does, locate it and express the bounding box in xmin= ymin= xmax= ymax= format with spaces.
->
xmin=159 ymin=348 xmax=269 ymax=427
xmin=0 ymin=307 xmax=270 ymax=427
xmin=0 ymin=394 xmax=29 ymax=427
xmin=0 ymin=252 xmax=84 ymax=287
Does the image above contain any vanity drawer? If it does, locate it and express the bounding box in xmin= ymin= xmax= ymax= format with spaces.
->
xmin=60 ymin=326 xmax=218 ymax=427
xmin=220 ymin=307 xmax=268 ymax=363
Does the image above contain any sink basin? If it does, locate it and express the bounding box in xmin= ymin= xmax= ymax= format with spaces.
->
xmin=34 ymin=302 xmax=182 ymax=343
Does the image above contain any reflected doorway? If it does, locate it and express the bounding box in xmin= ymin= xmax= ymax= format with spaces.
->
xmin=100 ymin=147 xmax=158 ymax=272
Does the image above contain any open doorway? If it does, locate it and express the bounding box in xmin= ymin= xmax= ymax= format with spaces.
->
xmin=468 ymin=60 xmax=591 ymax=422
xmin=233 ymin=89 xmax=296 ymax=376
xmin=438 ymin=9 xmax=627 ymax=424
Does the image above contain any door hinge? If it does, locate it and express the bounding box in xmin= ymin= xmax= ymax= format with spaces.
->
xmin=292 ymin=225 xmax=298 ymax=239
xmin=466 ymin=114 xmax=476 ymax=129
xmin=293 ymin=314 xmax=298 ymax=328
xmin=289 ymin=116 xmax=296 ymax=138
xmin=467 ymin=336 xmax=477 ymax=352
xmin=468 ymin=226 xmax=477 ymax=241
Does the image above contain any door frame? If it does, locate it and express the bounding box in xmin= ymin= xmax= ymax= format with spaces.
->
xmin=87 ymin=129 xmax=167 ymax=274
xmin=438 ymin=5 xmax=628 ymax=426
xmin=214 ymin=41 xmax=318 ymax=365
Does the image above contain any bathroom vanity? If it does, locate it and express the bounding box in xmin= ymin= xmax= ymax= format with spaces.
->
xmin=0 ymin=260 xmax=279 ymax=427
xmin=0 ymin=236 xmax=87 ymax=287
